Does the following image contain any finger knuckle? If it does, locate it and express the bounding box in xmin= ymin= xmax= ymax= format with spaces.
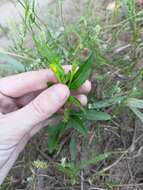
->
xmin=31 ymin=99 xmax=48 ymax=118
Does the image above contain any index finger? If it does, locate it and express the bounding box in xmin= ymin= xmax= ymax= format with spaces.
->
xmin=0 ymin=69 xmax=57 ymax=98
xmin=0 ymin=65 xmax=90 ymax=98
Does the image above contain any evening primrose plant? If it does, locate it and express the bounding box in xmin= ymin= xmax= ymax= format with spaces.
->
xmin=0 ymin=0 xmax=111 ymax=155
xmin=1 ymin=0 xmax=143 ymax=188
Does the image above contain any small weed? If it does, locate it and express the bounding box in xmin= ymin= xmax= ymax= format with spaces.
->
xmin=2 ymin=0 xmax=112 ymax=158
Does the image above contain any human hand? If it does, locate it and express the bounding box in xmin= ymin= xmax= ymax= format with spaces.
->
xmin=0 ymin=67 xmax=91 ymax=184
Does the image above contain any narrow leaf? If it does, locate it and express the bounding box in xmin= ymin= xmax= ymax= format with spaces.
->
xmin=71 ymin=110 xmax=111 ymax=121
xmin=50 ymin=63 xmax=65 ymax=83
xmin=127 ymin=98 xmax=143 ymax=109
xmin=88 ymin=96 xmax=125 ymax=109
xmin=70 ymin=136 xmax=77 ymax=161
xmin=46 ymin=123 xmax=65 ymax=153
xmin=70 ymin=54 xmax=93 ymax=90
xmin=83 ymin=110 xmax=111 ymax=121
xmin=68 ymin=116 xmax=88 ymax=136
xmin=68 ymin=96 xmax=85 ymax=111
xmin=129 ymin=107 xmax=143 ymax=123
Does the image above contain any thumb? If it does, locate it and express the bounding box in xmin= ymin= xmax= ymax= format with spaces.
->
xmin=0 ymin=84 xmax=69 ymax=184
xmin=6 ymin=84 xmax=70 ymax=131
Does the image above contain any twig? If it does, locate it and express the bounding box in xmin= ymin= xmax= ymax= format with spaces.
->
xmin=36 ymin=147 xmax=52 ymax=162
xmin=132 ymin=146 xmax=143 ymax=159
xmin=80 ymin=171 xmax=84 ymax=190
xmin=99 ymin=151 xmax=128 ymax=173
xmin=114 ymin=44 xmax=131 ymax=54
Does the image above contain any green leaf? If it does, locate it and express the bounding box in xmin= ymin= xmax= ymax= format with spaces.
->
xmin=46 ymin=123 xmax=65 ymax=153
xmin=127 ymin=98 xmax=143 ymax=109
xmin=67 ymin=63 xmax=78 ymax=86
xmin=0 ymin=52 xmax=25 ymax=74
xmin=127 ymin=98 xmax=143 ymax=123
xmin=68 ymin=96 xmax=85 ymax=111
xmin=129 ymin=107 xmax=143 ymax=123
xmin=71 ymin=110 xmax=111 ymax=121
xmin=57 ymin=161 xmax=78 ymax=185
xmin=79 ymin=152 xmax=112 ymax=169
xmin=50 ymin=63 xmax=65 ymax=83
xmin=68 ymin=116 xmax=88 ymax=136
xmin=70 ymin=54 xmax=93 ymax=90
xmin=68 ymin=96 xmax=81 ymax=106
xmin=83 ymin=110 xmax=111 ymax=121
xmin=88 ymin=96 xmax=125 ymax=109
xmin=70 ymin=136 xmax=77 ymax=161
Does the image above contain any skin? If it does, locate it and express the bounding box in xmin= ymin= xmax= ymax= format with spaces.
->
xmin=0 ymin=67 xmax=91 ymax=184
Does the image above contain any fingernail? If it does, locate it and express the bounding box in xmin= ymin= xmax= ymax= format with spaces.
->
xmin=52 ymin=84 xmax=70 ymax=101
